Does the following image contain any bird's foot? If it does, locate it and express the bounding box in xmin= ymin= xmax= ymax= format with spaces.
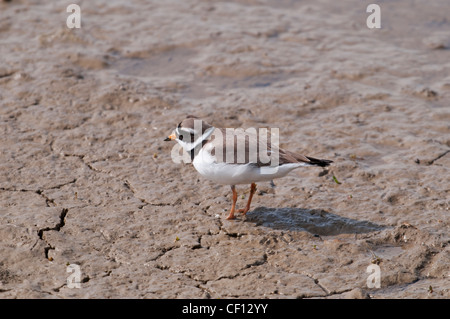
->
xmin=237 ymin=208 xmax=250 ymax=215
xmin=225 ymin=211 xmax=236 ymax=220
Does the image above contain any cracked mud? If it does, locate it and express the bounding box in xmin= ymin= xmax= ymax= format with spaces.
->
xmin=0 ymin=0 xmax=449 ymax=298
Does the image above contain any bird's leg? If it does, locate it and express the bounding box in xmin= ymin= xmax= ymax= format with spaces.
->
xmin=238 ymin=183 xmax=257 ymax=215
xmin=226 ymin=185 xmax=238 ymax=220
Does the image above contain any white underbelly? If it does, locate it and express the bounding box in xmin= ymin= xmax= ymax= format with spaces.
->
xmin=192 ymin=148 xmax=305 ymax=185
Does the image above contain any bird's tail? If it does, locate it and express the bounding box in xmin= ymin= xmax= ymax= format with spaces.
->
xmin=305 ymin=156 xmax=333 ymax=167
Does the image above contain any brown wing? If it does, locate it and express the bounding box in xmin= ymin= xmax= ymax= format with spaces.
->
xmin=207 ymin=128 xmax=332 ymax=167
xmin=207 ymin=128 xmax=270 ymax=165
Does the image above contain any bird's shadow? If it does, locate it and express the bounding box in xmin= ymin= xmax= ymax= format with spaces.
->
xmin=246 ymin=207 xmax=384 ymax=236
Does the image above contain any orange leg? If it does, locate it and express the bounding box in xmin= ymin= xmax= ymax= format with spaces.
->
xmin=237 ymin=183 xmax=257 ymax=216
xmin=226 ymin=185 xmax=238 ymax=220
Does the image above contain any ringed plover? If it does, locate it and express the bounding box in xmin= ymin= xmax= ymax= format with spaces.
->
xmin=164 ymin=116 xmax=332 ymax=220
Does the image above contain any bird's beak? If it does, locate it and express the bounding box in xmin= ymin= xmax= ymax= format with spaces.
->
xmin=164 ymin=133 xmax=176 ymax=141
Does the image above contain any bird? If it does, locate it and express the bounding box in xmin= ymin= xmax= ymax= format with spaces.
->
xmin=164 ymin=116 xmax=333 ymax=220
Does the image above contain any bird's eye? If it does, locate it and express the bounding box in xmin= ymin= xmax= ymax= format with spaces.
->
xmin=178 ymin=135 xmax=183 ymax=141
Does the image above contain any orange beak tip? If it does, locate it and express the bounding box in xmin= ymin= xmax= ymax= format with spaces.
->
xmin=164 ymin=133 xmax=176 ymax=141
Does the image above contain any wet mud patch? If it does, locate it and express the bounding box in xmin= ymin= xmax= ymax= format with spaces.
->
xmin=205 ymin=71 xmax=297 ymax=91
xmin=246 ymin=207 xmax=384 ymax=236
xmin=112 ymin=47 xmax=300 ymax=99
xmin=113 ymin=47 xmax=198 ymax=78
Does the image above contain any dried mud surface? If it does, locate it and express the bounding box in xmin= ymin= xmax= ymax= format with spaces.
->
xmin=0 ymin=0 xmax=449 ymax=298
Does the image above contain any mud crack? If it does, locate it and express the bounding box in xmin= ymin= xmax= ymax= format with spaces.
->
xmin=427 ymin=149 xmax=450 ymax=165
xmin=0 ymin=181 xmax=75 ymax=207
xmin=124 ymin=180 xmax=173 ymax=207
xmin=61 ymin=153 xmax=103 ymax=173
xmin=37 ymin=208 xmax=68 ymax=260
